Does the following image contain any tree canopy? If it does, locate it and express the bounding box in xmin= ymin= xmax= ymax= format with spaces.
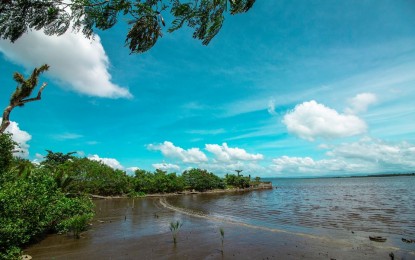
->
xmin=0 ymin=0 xmax=256 ymax=53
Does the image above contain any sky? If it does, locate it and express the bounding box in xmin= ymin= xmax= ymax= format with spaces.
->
xmin=1 ymin=0 xmax=415 ymax=177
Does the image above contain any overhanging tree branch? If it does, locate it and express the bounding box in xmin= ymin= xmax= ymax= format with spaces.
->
xmin=0 ymin=65 xmax=49 ymax=134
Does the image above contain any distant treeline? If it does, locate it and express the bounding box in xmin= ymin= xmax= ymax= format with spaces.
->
xmin=38 ymin=151 xmax=261 ymax=196
xmin=339 ymin=173 xmax=415 ymax=178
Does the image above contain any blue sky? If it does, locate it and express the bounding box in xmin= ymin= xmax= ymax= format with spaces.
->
xmin=1 ymin=1 xmax=414 ymax=177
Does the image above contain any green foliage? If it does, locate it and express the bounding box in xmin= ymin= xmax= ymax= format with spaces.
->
xmin=0 ymin=246 xmax=21 ymax=260
xmin=42 ymin=150 xmax=76 ymax=168
xmin=0 ymin=168 xmax=94 ymax=253
xmin=0 ymin=134 xmax=16 ymax=174
xmin=169 ymin=220 xmax=183 ymax=244
xmin=133 ymin=169 xmax=184 ymax=194
xmin=0 ymin=0 xmax=256 ymax=53
xmin=182 ymin=168 xmax=225 ymax=191
xmin=61 ymin=158 xmax=131 ymax=196
xmin=225 ymin=173 xmax=250 ymax=188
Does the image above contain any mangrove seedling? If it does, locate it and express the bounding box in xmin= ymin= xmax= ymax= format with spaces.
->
xmin=169 ymin=221 xmax=183 ymax=245
xmin=220 ymin=227 xmax=225 ymax=254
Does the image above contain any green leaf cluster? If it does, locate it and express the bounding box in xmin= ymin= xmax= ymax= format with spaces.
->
xmin=225 ymin=173 xmax=250 ymax=188
xmin=0 ymin=0 xmax=256 ymax=53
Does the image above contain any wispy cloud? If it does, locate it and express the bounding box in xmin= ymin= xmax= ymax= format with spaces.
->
xmin=53 ymin=132 xmax=83 ymax=140
xmin=186 ymin=129 xmax=225 ymax=135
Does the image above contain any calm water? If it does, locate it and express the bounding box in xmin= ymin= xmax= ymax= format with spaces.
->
xmin=166 ymin=176 xmax=415 ymax=245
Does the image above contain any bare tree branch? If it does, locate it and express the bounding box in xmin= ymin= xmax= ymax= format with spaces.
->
xmin=1 ymin=65 xmax=49 ymax=134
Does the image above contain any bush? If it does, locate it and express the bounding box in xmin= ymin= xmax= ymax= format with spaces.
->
xmin=182 ymin=168 xmax=225 ymax=191
xmin=225 ymin=174 xmax=250 ymax=188
xmin=0 ymin=168 xmax=94 ymax=253
xmin=57 ymin=213 xmax=94 ymax=238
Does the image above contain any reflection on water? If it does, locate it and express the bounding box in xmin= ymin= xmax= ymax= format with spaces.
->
xmin=166 ymin=176 xmax=415 ymax=240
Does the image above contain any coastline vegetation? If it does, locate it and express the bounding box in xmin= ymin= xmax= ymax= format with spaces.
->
xmin=0 ymin=134 xmax=265 ymax=258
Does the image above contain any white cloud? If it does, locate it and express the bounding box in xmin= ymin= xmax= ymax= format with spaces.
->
xmin=88 ymin=154 xmax=124 ymax=170
xmin=205 ymin=143 xmax=264 ymax=162
xmin=126 ymin=166 xmax=140 ymax=173
xmin=270 ymin=156 xmax=350 ymax=174
xmin=187 ymin=129 xmax=225 ymax=135
xmin=346 ymin=93 xmax=377 ymax=114
xmin=1 ymin=119 xmax=31 ymax=158
xmin=53 ymin=132 xmax=83 ymax=140
xmin=271 ymin=138 xmax=415 ymax=175
xmin=152 ymin=163 xmax=180 ymax=171
xmin=329 ymin=138 xmax=415 ymax=170
xmin=0 ymin=30 xmax=131 ymax=98
xmin=147 ymin=141 xmax=208 ymax=163
xmin=283 ymin=100 xmax=367 ymax=141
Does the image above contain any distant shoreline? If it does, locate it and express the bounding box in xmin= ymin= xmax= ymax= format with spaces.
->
xmin=334 ymin=172 xmax=415 ymax=179
xmin=266 ymin=172 xmax=415 ymax=180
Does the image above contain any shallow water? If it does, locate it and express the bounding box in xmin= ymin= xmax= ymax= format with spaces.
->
xmin=166 ymin=176 xmax=415 ymax=248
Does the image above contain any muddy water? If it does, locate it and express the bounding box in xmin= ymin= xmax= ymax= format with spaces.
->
xmin=25 ymin=176 xmax=415 ymax=259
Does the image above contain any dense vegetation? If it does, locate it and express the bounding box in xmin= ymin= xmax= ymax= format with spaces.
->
xmin=0 ymin=135 xmax=93 ymax=259
xmin=0 ymin=134 xmax=262 ymax=258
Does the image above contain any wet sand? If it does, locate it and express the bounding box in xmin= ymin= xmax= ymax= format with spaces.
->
xmin=25 ymin=197 xmax=414 ymax=259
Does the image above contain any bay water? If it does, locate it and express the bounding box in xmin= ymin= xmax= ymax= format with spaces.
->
xmin=166 ymin=176 xmax=415 ymax=250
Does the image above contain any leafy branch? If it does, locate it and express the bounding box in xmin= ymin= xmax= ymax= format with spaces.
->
xmin=0 ymin=0 xmax=256 ymax=53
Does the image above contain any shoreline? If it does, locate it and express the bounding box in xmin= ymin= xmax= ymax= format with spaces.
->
xmin=90 ymin=184 xmax=273 ymax=199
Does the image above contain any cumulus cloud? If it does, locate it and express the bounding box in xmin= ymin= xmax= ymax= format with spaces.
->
xmin=126 ymin=166 xmax=140 ymax=173
xmin=88 ymin=154 xmax=124 ymax=170
xmin=0 ymin=119 xmax=31 ymax=158
xmin=346 ymin=93 xmax=377 ymax=114
xmin=205 ymin=143 xmax=264 ymax=162
xmin=0 ymin=30 xmax=131 ymax=98
xmin=152 ymin=163 xmax=180 ymax=171
xmin=270 ymin=156 xmax=350 ymax=174
xmin=329 ymin=137 xmax=415 ymax=170
xmin=201 ymin=161 xmax=267 ymax=176
xmin=147 ymin=141 xmax=208 ymax=163
xmin=271 ymin=138 xmax=415 ymax=175
xmin=283 ymin=100 xmax=367 ymax=141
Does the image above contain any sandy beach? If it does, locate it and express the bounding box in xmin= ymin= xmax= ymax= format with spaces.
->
xmin=24 ymin=196 xmax=414 ymax=260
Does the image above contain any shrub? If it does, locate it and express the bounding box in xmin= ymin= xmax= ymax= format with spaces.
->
xmin=0 ymin=168 xmax=94 ymax=253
